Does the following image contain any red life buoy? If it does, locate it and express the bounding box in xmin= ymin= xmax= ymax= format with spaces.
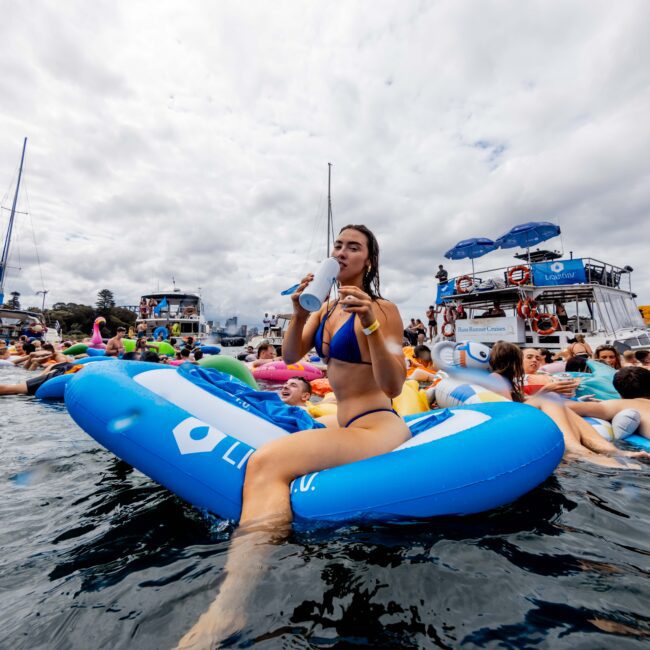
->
xmin=443 ymin=306 xmax=456 ymax=324
xmin=532 ymin=313 xmax=558 ymax=336
xmin=442 ymin=322 xmax=455 ymax=338
xmin=456 ymin=275 xmax=474 ymax=293
xmin=508 ymin=265 xmax=530 ymax=286
xmin=517 ymin=297 xmax=537 ymax=319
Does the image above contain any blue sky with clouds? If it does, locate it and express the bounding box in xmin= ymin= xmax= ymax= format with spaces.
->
xmin=1 ymin=0 xmax=649 ymax=323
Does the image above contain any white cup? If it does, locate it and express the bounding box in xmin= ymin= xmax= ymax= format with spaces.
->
xmin=299 ymin=257 xmax=340 ymax=312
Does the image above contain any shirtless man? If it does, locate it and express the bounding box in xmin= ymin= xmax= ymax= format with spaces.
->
xmin=25 ymin=343 xmax=70 ymax=370
xmin=425 ymin=305 xmax=437 ymax=340
xmin=0 ymin=361 xmax=76 ymax=396
xmin=105 ymin=327 xmax=126 ymax=357
xmin=278 ymin=377 xmax=312 ymax=407
xmin=250 ymin=342 xmax=278 ymax=368
xmin=566 ymin=366 xmax=650 ymax=439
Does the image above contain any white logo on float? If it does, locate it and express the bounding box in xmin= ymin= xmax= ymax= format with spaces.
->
xmin=550 ymin=262 xmax=564 ymax=273
xmin=173 ymin=417 xmax=226 ymax=455
xmin=291 ymin=472 xmax=319 ymax=494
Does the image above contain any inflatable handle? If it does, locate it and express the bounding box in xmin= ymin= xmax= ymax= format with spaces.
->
xmin=431 ymin=341 xmax=455 ymax=370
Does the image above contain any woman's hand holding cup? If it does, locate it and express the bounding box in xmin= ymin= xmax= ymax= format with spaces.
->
xmin=291 ymin=274 xmax=314 ymax=317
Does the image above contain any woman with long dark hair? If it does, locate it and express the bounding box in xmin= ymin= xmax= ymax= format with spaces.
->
xmin=179 ymin=225 xmax=409 ymax=645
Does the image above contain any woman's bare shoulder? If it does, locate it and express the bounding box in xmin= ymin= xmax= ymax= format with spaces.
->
xmin=373 ymin=299 xmax=402 ymax=321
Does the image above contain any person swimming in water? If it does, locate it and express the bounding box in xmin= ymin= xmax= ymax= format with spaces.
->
xmin=178 ymin=224 xmax=410 ymax=646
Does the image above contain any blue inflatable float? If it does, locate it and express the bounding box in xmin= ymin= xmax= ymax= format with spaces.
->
xmin=153 ymin=326 xmax=169 ymax=340
xmin=64 ymin=361 xmax=564 ymax=522
xmin=196 ymin=344 xmax=221 ymax=355
xmin=34 ymin=356 xmax=116 ymax=400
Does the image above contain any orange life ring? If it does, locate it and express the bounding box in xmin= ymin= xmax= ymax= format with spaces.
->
xmin=442 ymin=322 xmax=455 ymax=338
xmin=532 ymin=313 xmax=558 ymax=336
xmin=456 ymin=275 xmax=474 ymax=294
xmin=508 ymin=265 xmax=530 ymax=286
xmin=443 ymin=306 xmax=456 ymax=324
xmin=517 ymin=298 xmax=537 ymax=319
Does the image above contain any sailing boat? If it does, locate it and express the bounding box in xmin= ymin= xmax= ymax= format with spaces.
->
xmin=0 ymin=138 xmax=60 ymax=343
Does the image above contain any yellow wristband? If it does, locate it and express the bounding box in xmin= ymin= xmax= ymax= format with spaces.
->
xmin=362 ymin=319 xmax=380 ymax=336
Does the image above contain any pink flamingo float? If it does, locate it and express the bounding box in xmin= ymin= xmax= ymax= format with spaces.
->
xmin=89 ymin=317 xmax=107 ymax=349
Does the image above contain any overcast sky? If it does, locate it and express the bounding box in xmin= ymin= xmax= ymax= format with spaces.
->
xmin=1 ymin=0 xmax=649 ymax=325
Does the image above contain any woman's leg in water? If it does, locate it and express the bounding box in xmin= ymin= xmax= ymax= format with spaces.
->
xmin=566 ymin=408 xmax=650 ymax=460
xmin=526 ymin=397 xmax=628 ymax=468
xmin=177 ymin=414 xmax=410 ymax=648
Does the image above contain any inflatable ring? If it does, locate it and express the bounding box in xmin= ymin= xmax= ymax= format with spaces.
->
xmin=532 ymin=313 xmax=559 ymax=336
xmin=442 ymin=322 xmax=455 ymax=338
xmin=456 ymin=275 xmax=474 ymax=294
xmin=252 ymin=360 xmax=324 ymax=382
xmin=198 ymin=355 xmax=258 ymax=389
xmin=507 ymin=265 xmax=530 ymax=286
xmin=443 ymin=306 xmax=456 ymax=324
xmin=64 ymin=361 xmax=565 ymax=522
xmin=153 ymin=326 xmax=169 ymax=340
xmin=516 ymin=297 xmax=537 ymax=319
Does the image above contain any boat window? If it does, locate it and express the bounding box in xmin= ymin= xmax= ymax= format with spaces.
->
xmin=593 ymin=287 xmax=644 ymax=332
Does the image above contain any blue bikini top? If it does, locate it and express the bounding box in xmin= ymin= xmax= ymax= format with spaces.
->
xmin=314 ymin=303 xmax=372 ymax=365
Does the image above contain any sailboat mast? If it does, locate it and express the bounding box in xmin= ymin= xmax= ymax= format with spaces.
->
xmin=0 ymin=137 xmax=28 ymax=298
xmin=326 ymin=162 xmax=334 ymax=257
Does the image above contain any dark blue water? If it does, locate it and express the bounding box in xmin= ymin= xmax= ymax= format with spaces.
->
xmin=1 ymin=362 xmax=649 ymax=648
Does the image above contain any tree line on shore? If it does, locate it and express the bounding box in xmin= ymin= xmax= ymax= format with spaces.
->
xmin=1 ymin=289 xmax=136 ymax=337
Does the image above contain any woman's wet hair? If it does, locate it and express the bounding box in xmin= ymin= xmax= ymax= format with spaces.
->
xmin=339 ymin=224 xmax=382 ymax=299
xmin=489 ymin=341 xmax=525 ymax=402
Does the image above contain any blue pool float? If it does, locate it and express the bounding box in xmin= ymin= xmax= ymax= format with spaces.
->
xmin=153 ymin=326 xmax=169 ymax=340
xmin=64 ymin=361 xmax=564 ymax=523
xmin=197 ymin=344 xmax=221 ymax=355
xmin=35 ymin=356 xmax=116 ymax=400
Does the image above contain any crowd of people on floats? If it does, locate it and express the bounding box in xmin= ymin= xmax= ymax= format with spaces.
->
xmin=2 ymin=308 xmax=649 ymax=466
xmin=1 ymin=224 xmax=648 ymax=644
xmin=0 ymin=330 xmax=210 ymax=396
xmin=175 ymin=226 xmax=649 ymax=643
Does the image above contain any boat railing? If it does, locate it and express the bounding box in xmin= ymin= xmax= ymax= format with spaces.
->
xmin=444 ymin=257 xmax=632 ymax=292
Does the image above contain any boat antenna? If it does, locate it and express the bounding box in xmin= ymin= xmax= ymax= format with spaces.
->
xmin=327 ymin=162 xmax=335 ymax=257
xmin=0 ymin=137 xmax=27 ymax=306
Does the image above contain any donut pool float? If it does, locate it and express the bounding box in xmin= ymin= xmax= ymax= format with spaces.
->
xmin=252 ymin=361 xmax=324 ymax=383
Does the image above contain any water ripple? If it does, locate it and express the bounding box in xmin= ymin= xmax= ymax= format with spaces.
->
xmin=1 ymin=361 xmax=649 ymax=648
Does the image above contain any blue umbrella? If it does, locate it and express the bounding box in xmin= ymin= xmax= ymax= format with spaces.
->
xmin=444 ymin=237 xmax=497 ymax=276
xmin=495 ymin=221 xmax=560 ymax=250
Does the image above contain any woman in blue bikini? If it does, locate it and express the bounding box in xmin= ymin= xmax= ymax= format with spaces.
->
xmin=178 ymin=225 xmax=409 ymax=647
